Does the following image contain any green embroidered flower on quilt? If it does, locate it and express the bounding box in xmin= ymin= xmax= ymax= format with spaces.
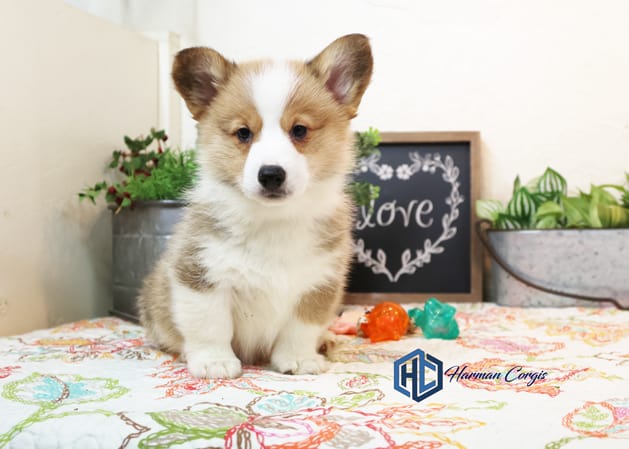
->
xmin=0 ymin=373 xmax=129 ymax=448
xmin=545 ymin=398 xmax=629 ymax=448
xmin=330 ymin=389 xmax=385 ymax=409
xmin=2 ymin=373 xmax=127 ymax=407
xmin=337 ymin=372 xmax=390 ymax=391
xmin=141 ymin=392 xmax=330 ymax=449
xmin=247 ymin=391 xmax=326 ymax=415
xmin=140 ymin=403 xmax=248 ymax=449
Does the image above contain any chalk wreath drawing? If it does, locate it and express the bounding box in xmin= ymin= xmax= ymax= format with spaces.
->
xmin=354 ymin=152 xmax=464 ymax=283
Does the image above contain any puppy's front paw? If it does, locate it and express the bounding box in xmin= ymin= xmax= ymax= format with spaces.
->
xmin=186 ymin=350 xmax=242 ymax=379
xmin=271 ymin=352 xmax=328 ymax=375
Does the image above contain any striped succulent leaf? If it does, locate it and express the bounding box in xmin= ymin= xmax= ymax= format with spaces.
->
xmin=513 ymin=176 xmax=521 ymax=194
xmin=537 ymin=167 xmax=567 ymax=195
xmin=475 ymin=199 xmax=504 ymax=222
xmin=495 ymin=213 xmax=525 ymax=230
xmin=506 ymin=187 xmax=537 ymax=220
xmin=532 ymin=186 xmax=564 ymax=204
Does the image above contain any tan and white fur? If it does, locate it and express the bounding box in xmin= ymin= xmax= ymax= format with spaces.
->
xmin=138 ymin=34 xmax=373 ymax=378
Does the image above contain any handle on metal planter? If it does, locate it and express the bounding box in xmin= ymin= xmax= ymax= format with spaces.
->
xmin=475 ymin=219 xmax=628 ymax=310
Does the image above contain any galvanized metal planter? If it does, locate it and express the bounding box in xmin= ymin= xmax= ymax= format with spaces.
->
xmin=485 ymin=228 xmax=629 ymax=307
xmin=110 ymin=200 xmax=185 ymax=321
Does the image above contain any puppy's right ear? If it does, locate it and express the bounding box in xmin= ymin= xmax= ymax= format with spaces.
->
xmin=172 ymin=47 xmax=236 ymax=120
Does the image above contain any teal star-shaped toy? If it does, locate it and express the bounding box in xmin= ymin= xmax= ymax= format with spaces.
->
xmin=408 ymin=297 xmax=460 ymax=339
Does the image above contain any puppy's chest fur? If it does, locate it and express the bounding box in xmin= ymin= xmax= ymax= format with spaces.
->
xmin=172 ymin=204 xmax=349 ymax=361
xmin=204 ymin=218 xmax=337 ymax=294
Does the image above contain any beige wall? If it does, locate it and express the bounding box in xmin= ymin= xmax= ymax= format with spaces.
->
xmin=0 ymin=0 xmax=159 ymax=335
xmin=194 ymin=0 xmax=629 ymax=200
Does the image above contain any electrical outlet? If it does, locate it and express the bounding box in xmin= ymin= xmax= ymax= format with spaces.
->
xmin=0 ymin=298 xmax=8 ymax=317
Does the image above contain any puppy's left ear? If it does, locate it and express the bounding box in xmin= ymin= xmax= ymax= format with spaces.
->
xmin=308 ymin=34 xmax=373 ymax=116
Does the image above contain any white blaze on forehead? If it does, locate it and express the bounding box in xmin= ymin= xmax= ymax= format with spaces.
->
xmin=242 ymin=62 xmax=311 ymax=202
xmin=250 ymin=61 xmax=297 ymax=122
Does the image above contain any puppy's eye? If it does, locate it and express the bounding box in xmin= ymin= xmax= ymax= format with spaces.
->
xmin=291 ymin=124 xmax=308 ymax=141
xmin=236 ymin=127 xmax=253 ymax=143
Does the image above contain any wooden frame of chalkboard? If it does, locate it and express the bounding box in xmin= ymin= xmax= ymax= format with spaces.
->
xmin=345 ymin=131 xmax=481 ymax=304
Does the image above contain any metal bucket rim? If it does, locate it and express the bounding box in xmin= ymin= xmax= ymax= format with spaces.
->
xmin=108 ymin=199 xmax=187 ymax=211
xmin=487 ymin=227 xmax=629 ymax=234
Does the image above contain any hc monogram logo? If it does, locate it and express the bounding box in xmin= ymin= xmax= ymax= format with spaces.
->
xmin=394 ymin=349 xmax=443 ymax=402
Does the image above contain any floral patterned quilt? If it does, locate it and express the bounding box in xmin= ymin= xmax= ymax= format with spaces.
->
xmin=0 ymin=303 xmax=627 ymax=449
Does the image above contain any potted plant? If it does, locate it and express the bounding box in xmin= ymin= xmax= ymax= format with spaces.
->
xmin=79 ymin=128 xmax=198 ymax=320
xmin=475 ymin=167 xmax=629 ymax=308
xmin=80 ymin=127 xmax=381 ymax=320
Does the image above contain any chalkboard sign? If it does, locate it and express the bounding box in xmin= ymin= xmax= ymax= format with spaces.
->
xmin=345 ymin=132 xmax=481 ymax=303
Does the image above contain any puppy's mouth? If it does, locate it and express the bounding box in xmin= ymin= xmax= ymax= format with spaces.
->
xmin=241 ymin=184 xmax=294 ymax=205
xmin=258 ymin=189 xmax=290 ymax=203
xmin=262 ymin=191 xmax=286 ymax=199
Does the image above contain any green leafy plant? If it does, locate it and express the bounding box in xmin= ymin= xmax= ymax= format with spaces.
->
xmin=78 ymin=128 xmax=198 ymax=212
xmin=352 ymin=127 xmax=381 ymax=208
xmin=476 ymin=167 xmax=629 ymax=229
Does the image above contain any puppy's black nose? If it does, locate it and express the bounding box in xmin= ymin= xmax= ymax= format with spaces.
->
xmin=258 ymin=165 xmax=286 ymax=191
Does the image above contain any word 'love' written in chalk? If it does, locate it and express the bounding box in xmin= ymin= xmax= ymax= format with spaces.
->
xmin=355 ymin=199 xmax=434 ymax=231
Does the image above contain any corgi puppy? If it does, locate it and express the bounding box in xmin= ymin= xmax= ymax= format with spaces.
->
xmin=138 ymin=34 xmax=373 ymax=378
